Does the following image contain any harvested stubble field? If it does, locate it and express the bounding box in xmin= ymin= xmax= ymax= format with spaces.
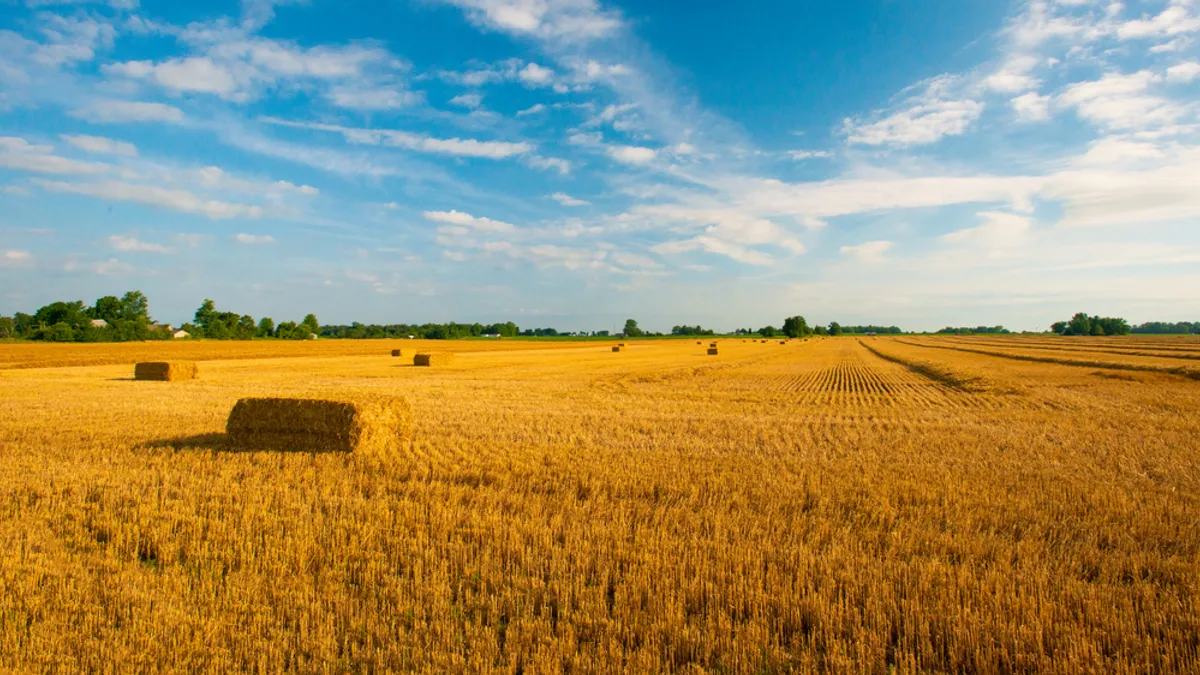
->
xmin=2 ymin=336 xmax=1199 ymax=673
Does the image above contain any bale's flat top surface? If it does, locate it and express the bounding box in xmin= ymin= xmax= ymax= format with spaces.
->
xmin=5 ymin=336 xmax=1200 ymax=672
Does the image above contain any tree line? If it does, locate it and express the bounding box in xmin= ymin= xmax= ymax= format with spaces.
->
xmin=5 ymin=293 xmax=1196 ymax=342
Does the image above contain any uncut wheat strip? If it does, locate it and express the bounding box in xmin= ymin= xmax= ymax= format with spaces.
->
xmin=936 ymin=334 xmax=1200 ymax=354
xmin=897 ymin=339 xmax=1200 ymax=380
xmin=937 ymin=336 xmax=1200 ymax=361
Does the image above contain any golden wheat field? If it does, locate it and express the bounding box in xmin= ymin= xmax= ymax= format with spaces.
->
xmin=2 ymin=336 xmax=1199 ymax=673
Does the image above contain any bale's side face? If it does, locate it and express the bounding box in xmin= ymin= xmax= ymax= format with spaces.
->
xmin=707 ymin=348 xmax=719 ymax=356
xmin=134 ymin=361 xmax=198 ymax=381
xmin=612 ymin=346 xmax=621 ymax=352
xmin=413 ymin=353 xmax=454 ymax=367
xmin=391 ymin=349 xmax=402 ymax=357
xmin=226 ymin=396 xmax=413 ymax=459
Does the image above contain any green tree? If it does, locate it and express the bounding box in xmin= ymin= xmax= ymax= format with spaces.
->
xmin=90 ymin=296 xmax=123 ymax=323
xmin=759 ymin=325 xmax=778 ymax=338
xmin=0 ymin=316 xmax=14 ymax=339
xmin=302 ymin=313 xmax=320 ymax=334
xmin=1050 ymin=321 xmax=1068 ymax=334
xmin=828 ymin=321 xmax=843 ymax=336
xmin=782 ymin=316 xmax=811 ymax=338
xmin=237 ymin=315 xmax=257 ymax=339
xmin=1066 ymin=312 xmax=1091 ymax=336
xmin=623 ymin=319 xmax=644 ymax=338
xmin=257 ymin=317 xmax=275 ymax=338
xmin=34 ymin=301 xmax=87 ymax=329
xmin=119 ymin=290 xmax=150 ymax=322
xmin=195 ymin=299 xmax=217 ymax=329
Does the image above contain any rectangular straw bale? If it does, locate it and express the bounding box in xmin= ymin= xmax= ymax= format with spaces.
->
xmin=413 ymin=352 xmax=454 ymax=367
xmin=134 ymin=361 xmax=198 ymax=381
xmin=707 ymin=348 xmax=719 ymax=355
xmin=226 ymin=396 xmax=412 ymax=457
xmin=391 ymin=349 xmax=402 ymax=357
xmin=612 ymin=346 xmax=622 ymax=352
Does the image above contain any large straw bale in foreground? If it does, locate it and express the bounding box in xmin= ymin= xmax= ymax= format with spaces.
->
xmin=226 ymin=396 xmax=412 ymax=456
xmin=413 ymin=353 xmax=454 ymax=367
xmin=134 ymin=361 xmax=198 ymax=381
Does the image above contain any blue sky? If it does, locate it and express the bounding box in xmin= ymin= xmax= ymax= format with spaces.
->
xmin=1 ymin=0 xmax=1198 ymax=331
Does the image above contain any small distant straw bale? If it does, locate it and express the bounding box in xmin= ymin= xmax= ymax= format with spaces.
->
xmin=612 ymin=346 xmax=622 ymax=352
xmin=707 ymin=348 xmax=719 ymax=356
xmin=413 ymin=353 xmax=454 ymax=367
xmin=226 ymin=396 xmax=412 ymax=459
xmin=391 ymin=349 xmax=402 ymax=357
xmin=134 ymin=361 xmax=198 ymax=381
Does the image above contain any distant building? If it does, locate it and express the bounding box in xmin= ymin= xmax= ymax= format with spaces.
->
xmin=89 ymin=319 xmax=108 ymax=328
xmin=482 ymin=333 xmax=501 ymax=338
xmin=150 ymin=323 xmax=173 ymax=333
xmin=173 ymin=330 xmax=190 ymax=339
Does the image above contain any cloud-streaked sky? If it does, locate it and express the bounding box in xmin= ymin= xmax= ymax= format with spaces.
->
xmin=2 ymin=0 xmax=1198 ymax=331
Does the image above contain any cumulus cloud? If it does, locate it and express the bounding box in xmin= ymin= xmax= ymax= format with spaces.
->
xmin=607 ymin=145 xmax=656 ymax=164
xmin=551 ymin=192 xmax=589 ymax=206
xmin=70 ymin=100 xmax=185 ymax=124
xmin=262 ymin=118 xmax=533 ymax=159
xmin=436 ymin=0 xmax=623 ymax=42
xmin=60 ymin=134 xmax=138 ymax=157
xmin=423 ymin=209 xmax=516 ymax=232
xmin=939 ymin=212 xmax=1032 ymax=249
xmin=108 ymin=235 xmax=173 ymax=253
xmin=1011 ymin=92 xmax=1052 ymax=122
xmin=33 ymin=178 xmax=264 ymax=219
xmin=840 ymin=240 xmax=893 ymax=263
xmin=844 ymin=77 xmax=983 ymax=146
xmin=449 ymin=92 xmax=483 ymax=108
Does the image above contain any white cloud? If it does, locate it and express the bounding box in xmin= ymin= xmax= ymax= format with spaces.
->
xmin=846 ymin=98 xmax=983 ymax=146
xmin=109 ymin=57 xmax=238 ymax=96
xmin=235 ymin=233 xmax=275 ymax=244
xmin=1075 ymin=137 xmax=1165 ymax=165
xmin=60 ymin=134 xmax=138 ymax=157
xmin=108 ymin=235 xmax=172 ymax=253
xmin=788 ymin=150 xmax=833 ymax=160
xmin=437 ymin=0 xmax=623 ymax=42
xmin=551 ymin=192 xmax=589 ymax=206
xmin=70 ymin=100 xmax=185 ymax=123
xmin=939 ymin=212 xmax=1032 ymax=249
xmin=262 ymin=118 xmax=533 ymax=159
xmin=1057 ymin=71 xmax=1184 ymax=130
xmin=2 ymin=185 xmax=32 ymax=196
xmin=1116 ymin=4 xmax=1200 ymax=40
xmin=33 ymin=179 xmax=263 ymax=219
xmin=1166 ymin=61 xmax=1200 ymax=82
xmin=1 ymin=249 xmax=34 ymax=267
xmin=607 ymin=145 xmax=656 ymax=164
xmin=982 ymin=54 xmax=1041 ymax=93
xmin=326 ymin=86 xmax=421 ymax=110
xmin=0 ymin=137 xmax=110 ymax=175
xmin=91 ymin=258 xmax=134 ymax=276
xmin=526 ymin=155 xmax=571 ymax=173
xmin=840 ymin=240 xmax=892 ymax=263
xmin=519 ymin=62 xmax=555 ymax=85
xmin=449 ymin=92 xmax=483 ymax=108
xmin=845 ymin=77 xmax=984 ymax=146
xmin=517 ymin=103 xmax=547 ymax=116
xmin=423 ymin=209 xmax=516 ymax=232
xmin=1011 ymin=92 xmax=1052 ymax=122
